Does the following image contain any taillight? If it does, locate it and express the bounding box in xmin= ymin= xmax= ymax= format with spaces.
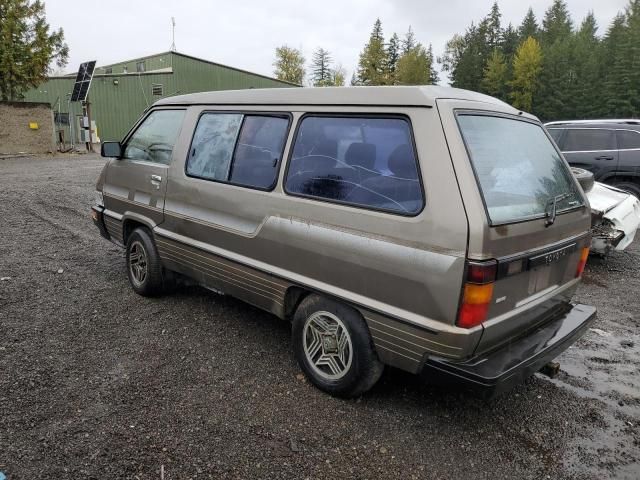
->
xmin=457 ymin=260 xmax=496 ymax=329
xmin=576 ymin=247 xmax=589 ymax=277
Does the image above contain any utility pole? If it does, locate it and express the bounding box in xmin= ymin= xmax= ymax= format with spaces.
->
xmin=170 ymin=17 xmax=176 ymax=52
xmin=83 ymin=97 xmax=93 ymax=152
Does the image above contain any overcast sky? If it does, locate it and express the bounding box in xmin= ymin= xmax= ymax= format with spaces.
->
xmin=46 ymin=0 xmax=629 ymax=83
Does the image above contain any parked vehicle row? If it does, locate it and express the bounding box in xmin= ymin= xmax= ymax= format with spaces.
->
xmin=546 ymin=119 xmax=640 ymax=198
xmin=545 ymin=120 xmax=640 ymax=255
xmin=92 ymin=86 xmax=596 ymax=398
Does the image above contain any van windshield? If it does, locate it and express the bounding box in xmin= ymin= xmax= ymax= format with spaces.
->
xmin=457 ymin=114 xmax=583 ymax=225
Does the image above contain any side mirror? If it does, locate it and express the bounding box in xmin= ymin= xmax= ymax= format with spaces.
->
xmin=101 ymin=141 xmax=122 ymax=158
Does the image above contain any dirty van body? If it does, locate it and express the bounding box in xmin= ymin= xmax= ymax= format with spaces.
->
xmin=92 ymin=86 xmax=596 ymax=398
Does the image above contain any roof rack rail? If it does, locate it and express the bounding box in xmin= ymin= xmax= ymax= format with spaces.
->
xmin=545 ymin=119 xmax=640 ymax=126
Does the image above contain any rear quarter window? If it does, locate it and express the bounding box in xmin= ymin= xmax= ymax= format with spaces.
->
xmin=284 ymin=116 xmax=423 ymax=215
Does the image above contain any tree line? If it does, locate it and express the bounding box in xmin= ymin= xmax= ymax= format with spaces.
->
xmin=273 ymin=20 xmax=438 ymax=87
xmin=273 ymin=0 xmax=640 ymax=121
xmin=441 ymin=0 xmax=640 ymax=120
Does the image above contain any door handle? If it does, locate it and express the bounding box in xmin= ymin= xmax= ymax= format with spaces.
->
xmin=595 ymin=155 xmax=614 ymax=160
xmin=150 ymin=174 xmax=162 ymax=182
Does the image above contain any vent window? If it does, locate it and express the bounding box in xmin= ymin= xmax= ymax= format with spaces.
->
xmin=152 ymin=84 xmax=163 ymax=96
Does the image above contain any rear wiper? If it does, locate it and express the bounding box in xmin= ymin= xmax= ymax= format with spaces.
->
xmin=545 ymin=193 xmax=573 ymax=227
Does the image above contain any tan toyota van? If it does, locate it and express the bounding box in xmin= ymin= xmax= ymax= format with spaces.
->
xmin=92 ymin=86 xmax=596 ymax=398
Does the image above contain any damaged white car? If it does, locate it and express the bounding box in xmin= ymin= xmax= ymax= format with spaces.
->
xmin=572 ymin=167 xmax=640 ymax=255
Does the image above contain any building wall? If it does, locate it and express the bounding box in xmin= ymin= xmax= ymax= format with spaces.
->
xmin=22 ymin=52 xmax=297 ymax=142
xmin=0 ymin=102 xmax=55 ymax=155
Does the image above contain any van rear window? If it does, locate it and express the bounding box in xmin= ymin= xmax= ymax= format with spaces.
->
xmin=285 ymin=116 xmax=423 ymax=215
xmin=457 ymin=114 xmax=583 ymax=225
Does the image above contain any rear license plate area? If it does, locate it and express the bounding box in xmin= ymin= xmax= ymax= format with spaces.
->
xmin=526 ymin=243 xmax=576 ymax=295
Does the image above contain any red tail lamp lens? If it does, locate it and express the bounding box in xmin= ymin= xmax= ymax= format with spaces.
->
xmin=467 ymin=260 xmax=497 ymax=284
xmin=458 ymin=301 xmax=492 ymax=329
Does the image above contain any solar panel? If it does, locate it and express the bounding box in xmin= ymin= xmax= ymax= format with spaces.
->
xmin=70 ymin=60 xmax=96 ymax=102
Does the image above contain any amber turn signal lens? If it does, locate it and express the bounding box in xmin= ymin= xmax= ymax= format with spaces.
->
xmin=576 ymin=247 xmax=589 ymax=277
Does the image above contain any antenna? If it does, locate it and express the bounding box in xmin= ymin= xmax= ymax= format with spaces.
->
xmin=170 ymin=17 xmax=176 ymax=51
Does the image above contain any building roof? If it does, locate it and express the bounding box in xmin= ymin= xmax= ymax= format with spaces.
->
xmin=49 ymin=51 xmax=298 ymax=86
xmin=154 ymin=85 xmax=512 ymax=108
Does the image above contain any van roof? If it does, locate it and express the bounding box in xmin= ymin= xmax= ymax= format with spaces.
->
xmin=153 ymin=85 xmax=513 ymax=109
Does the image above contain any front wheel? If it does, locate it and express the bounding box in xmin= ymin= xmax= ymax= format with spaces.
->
xmin=126 ymin=227 xmax=167 ymax=296
xmin=292 ymin=294 xmax=384 ymax=398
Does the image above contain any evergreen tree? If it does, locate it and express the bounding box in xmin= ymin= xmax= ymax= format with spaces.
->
xmin=510 ymin=37 xmax=543 ymax=112
xmin=541 ymin=0 xmax=573 ymax=46
xmin=536 ymin=1 xmax=575 ymax=120
xmin=386 ymin=33 xmax=401 ymax=85
xmin=0 ymin=0 xmax=69 ymax=101
xmin=273 ymin=45 xmax=305 ymax=85
xmin=444 ymin=23 xmax=488 ymax=90
xmin=356 ymin=19 xmax=387 ymax=85
xmin=620 ymin=0 xmax=640 ymax=116
xmin=427 ymin=44 xmax=439 ymax=84
xmin=601 ymin=14 xmax=629 ymax=116
xmin=402 ymin=26 xmax=416 ymax=54
xmin=501 ymin=23 xmax=520 ymax=59
xmin=486 ymin=2 xmax=502 ymax=50
xmin=501 ymin=22 xmax=520 ymax=82
xmin=310 ymin=47 xmax=332 ymax=86
xmin=482 ymin=49 xmax=508 ymax=100
xmin=572 ymin=12 xmax=601 ymax=117
xmin=519 ymin=8 xmax=540 ymax=41
xmin=535 ymin=37 xmax=575 ymax=120
xmin=396 ymin=43 xmax=433 ymax=85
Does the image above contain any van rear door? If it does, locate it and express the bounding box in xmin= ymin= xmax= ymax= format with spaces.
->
xmin=437 ymin=100 xmax=592 ymax=356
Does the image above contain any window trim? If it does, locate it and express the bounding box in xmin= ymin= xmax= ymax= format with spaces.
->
xmin=184 ymin=110 xmax=292 ymax=192
xmin=282 ymin=113 xmax=425 ymax=217
xmin=455 ymin=109 xmax=585 ymax=227
xmin=120 ymin=107 xmax=187 ymax=166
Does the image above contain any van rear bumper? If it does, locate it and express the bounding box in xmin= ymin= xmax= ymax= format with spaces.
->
xmin=421 ymin=303 xmax=596 ymax=397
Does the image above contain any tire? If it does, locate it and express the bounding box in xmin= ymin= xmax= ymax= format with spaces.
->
xmin=292 ymin=294 xmax=384 ymax=398
xmin=125 ymin=227 xmax=167 ymax=297
xmin=612 ymin=181 xmax=640 ymax=200
xmin=571 ymin=167 xmax=595 ymax=193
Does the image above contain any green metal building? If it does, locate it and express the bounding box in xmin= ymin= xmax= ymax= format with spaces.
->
xmin=23 ymin=51 xmax=297 ymax=144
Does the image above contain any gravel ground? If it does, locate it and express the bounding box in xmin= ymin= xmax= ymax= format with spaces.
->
xmin=0 ymin=153 xmax=638 ymax=480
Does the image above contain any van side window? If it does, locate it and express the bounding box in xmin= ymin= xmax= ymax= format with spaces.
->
xmin=123 ymin=109 xmax=185 ymax=165
xmin=562 ymin=129 xmax=615 ymax=152
xmin=186 ymin=113 xmax=289 ymax=190
xmin=285 ymin=116 xmax=423 ymax=215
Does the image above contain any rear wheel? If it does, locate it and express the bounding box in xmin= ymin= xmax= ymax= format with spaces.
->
xmin=292 ymin=294 xmax=384 ymax=397
xmin=612 ymin=181 xmax=640 ymax=200
xmin=126 ymin=227 xmax=167 ymax=296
